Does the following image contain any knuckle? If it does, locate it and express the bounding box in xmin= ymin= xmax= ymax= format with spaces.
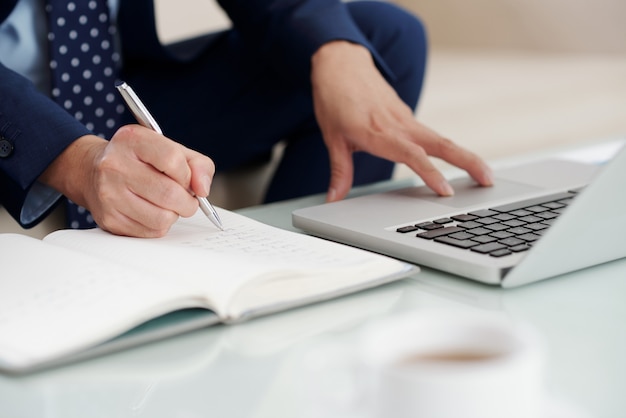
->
xmin=160 ymin=182 xmax=185 ymax=206
xmin=112 ymin=124 xmax=138 ymax=143
xmin=179 ymin=201 xmax=199 ymax=218
xmin=96 ymin=212 xmax=117 ymax=233
xmin=96 ymin=150 xmax=125 ymax=180
xmin=162 ymin=152 xmax=189 ymax=179
xmin=160 ymin=153 xmax=180 ymax=173
xmin=149 ymin=213 xmax=177 ymax=237
xmin=92 ymin=174 xmax=121 ymax=206
xmin=436 ymin=137 xmax=458 ymax=157
xmin=128 ymin=211 xmax=175 ymax=238
xmin=146 ymin=227 xmax=170 ymax=239
xmin=404 ymin=144 xmax=427 ymax=164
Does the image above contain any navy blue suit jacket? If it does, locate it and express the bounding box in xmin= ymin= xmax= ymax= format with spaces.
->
xmin=0 ymin=0 xmax=382 ymax=228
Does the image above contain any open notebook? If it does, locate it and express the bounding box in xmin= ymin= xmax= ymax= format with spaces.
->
xmin=0 ymin=209 xmax=416 ymax=373
xmin=293 ymin=142 xmax=626 ymax=287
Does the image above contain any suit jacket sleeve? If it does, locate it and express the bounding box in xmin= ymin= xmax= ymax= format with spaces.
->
xmin=216 ymin=0 xmax=396 ymax=82
xmin=0 ymin=63 xmax=90 ymax=228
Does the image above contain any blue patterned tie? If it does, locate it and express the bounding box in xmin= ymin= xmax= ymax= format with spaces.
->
xmin=45 ymin=0 xmax=125 ymax=228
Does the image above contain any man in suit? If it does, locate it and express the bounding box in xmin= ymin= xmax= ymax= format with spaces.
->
xmin=0 ymin=0 xmax=493 ymax=237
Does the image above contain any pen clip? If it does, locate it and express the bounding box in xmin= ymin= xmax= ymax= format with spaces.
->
xmin=115 ymin=82 xmax=163 ymax=134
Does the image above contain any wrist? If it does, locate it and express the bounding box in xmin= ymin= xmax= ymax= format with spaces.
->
xmin=312 ymin=40 xmax=371 ymax=65
xmin=39 ymin=134 xmax=106 ymax=207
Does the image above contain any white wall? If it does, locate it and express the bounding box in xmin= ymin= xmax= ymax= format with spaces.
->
xmin=396 ymin=0 xmax=626 ymax=54
xmin=154 ymin=0 xmax=230 ymax=44
xmin=155 ymin=0 xmax=626 ymax=54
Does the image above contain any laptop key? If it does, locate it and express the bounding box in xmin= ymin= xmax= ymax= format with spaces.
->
xmin=542 ymin=202 xmax=565 ymax=209
xmin=508 ymin=227 xmax=532 ymax=235
xmin=526 ymin=205 xmax=550 ymax=213
xmin=490 ymin=248 xmax=513 ymax=257
xmin=502 ymin=219 xmax=526 ymax=228
xmin=451 ymin=214 xmax=478 ymax=222
xmin=449 ymin=231 xmax=475 ymax=240
xmin=517 ymin=233 xmax=541 ymax=242
xmin=517 ymin=234 xmax=541 ymax=242
xmin=490 ymin=231 xmax=515 ymax=239
xmin=457 ymin=221 xmax=483 ymax=229
xmin=471 ymin=242 xmax=507 ymax=254
xmin=536 ymin=211 xmax=559 ymax=220
xmin=472 ymin=235 xmax=497 ymax=244
xmin=434 ymin=236 xmax=479 ymax=249
xmin=417 ymin=226 xmax=465 ymax=239
xmin=519 ymin=215 xmax=543 ymax=223
xmin=510 ymin=244 xmax=531 ymax=252
xmin=465 ymin=227 xmax=492 ymax=236
xmin=493 ymin=213 xmax=517 ymax=221
xmin=468 ymin=209 xmax=500 ymax=218
xmin=397 ymin=225 xmax=419 ymax=233
xmin=499 ymin=237 xmax=526 ymax=247
xmin=510 ymin=209 xmax=533 ymax=217
xmin=490 ymin=192 xmax=576 ymax=212
xmin=417 ymin=222 xmax=444 ymax=230
xmin=525 ymin=223 xmax=548 ymax=231
xmin=485 ymin=223 xmax=510 ymax=231
xmin=476 ymin=217 xmax=500 ymax=225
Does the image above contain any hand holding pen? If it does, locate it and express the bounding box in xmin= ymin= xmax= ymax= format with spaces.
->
xmin=116 ymin=81 xmax=224 ymax=231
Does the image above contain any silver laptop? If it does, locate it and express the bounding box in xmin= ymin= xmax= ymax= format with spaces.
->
xmin=293 ymin=144 xmax=626 ymax=287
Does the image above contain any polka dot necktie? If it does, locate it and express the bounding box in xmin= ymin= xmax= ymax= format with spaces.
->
xmin=45 ymin=0 xmax=125 ymax=229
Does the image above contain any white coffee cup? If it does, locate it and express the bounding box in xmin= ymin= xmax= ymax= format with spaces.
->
xmin=357 ymin=311 xmax=545 ymax=418
xmin=298 ymin=310 xmax=544 ymax=418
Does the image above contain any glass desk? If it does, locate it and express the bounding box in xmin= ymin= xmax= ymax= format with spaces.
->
xmin=1 ymin=139 xmax=624 ymax=418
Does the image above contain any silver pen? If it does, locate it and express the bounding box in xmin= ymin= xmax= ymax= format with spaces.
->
xmin=116 ymin=81 xmax=224 ymax=230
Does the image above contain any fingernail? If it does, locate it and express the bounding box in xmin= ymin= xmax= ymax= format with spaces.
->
xmin=201 ymin=175 xmax=212 ymax=196
xmin=440 ymin=181 xmax=454 ymax=196
xmin=327 ymin=187 xmax=337 ymax=202
xmin=484 ymin=168 xmax=495 ymax=186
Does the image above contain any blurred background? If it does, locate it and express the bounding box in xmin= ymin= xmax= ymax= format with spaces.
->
xmin=153 ymin=0 xmax=626 ymax=175
xmin=393 ymin=0 xmax=626 ymax=169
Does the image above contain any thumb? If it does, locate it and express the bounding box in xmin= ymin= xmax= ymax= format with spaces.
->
xmin=326 ymin=144 xmax=354 ymax=202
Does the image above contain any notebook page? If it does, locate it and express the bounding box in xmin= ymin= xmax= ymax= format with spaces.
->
xmin=0 ymin=234 xmax=205 ymax=370
xmin=46 ymin=209 xmax=412 ymax=318
xmin=162 ymin=209 xmax=382 ymax=269
xmin=45 ymin=226 xmax=266 ymax=315
xmin=165 ymin=210 xmax=415 ymax=319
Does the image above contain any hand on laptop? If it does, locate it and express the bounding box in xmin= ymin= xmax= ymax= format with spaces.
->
xmin=311 ymin=41 xmax=494 ymax=202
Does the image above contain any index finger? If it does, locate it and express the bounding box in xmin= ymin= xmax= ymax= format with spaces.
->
xmin=123 ymin=125 xmax=194 ymax=190
xmin=409 ymin=123 xmax=494 ymax=187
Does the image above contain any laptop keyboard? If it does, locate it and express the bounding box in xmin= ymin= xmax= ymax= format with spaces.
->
xmin=395 ymin=191 xmax=579 ymax=257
